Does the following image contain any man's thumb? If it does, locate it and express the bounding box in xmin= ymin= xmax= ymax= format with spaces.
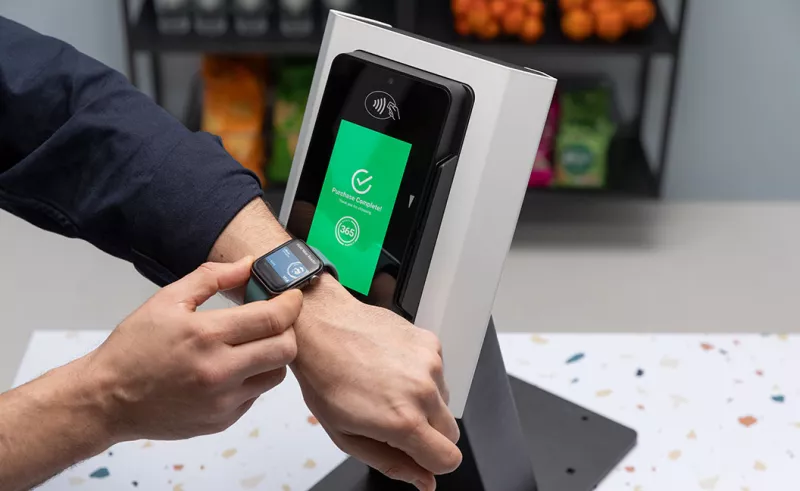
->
xmin=167 ymin=256 xmax=254 ymax=310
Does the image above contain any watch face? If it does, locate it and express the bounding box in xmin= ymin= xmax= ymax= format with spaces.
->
xmin=253 ymin=241 xmax=323 ymax=294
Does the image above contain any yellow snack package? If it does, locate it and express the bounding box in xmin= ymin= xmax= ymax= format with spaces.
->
xmin=201 ymin=55 xmax=268 ymax=185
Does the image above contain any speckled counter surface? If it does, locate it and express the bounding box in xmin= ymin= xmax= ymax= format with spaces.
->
xmin=13 ymin=331 xmax=800 ymax=491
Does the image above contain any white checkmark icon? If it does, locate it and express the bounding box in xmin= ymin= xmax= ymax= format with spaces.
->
xmin=352 ymin=169 xmax=373 ymax=195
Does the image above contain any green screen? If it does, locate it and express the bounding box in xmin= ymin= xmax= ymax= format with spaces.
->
xmin=307 ymin=120 xmax=412 ymax=295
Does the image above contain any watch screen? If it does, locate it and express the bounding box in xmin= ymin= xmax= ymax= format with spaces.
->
xmin=253 ymin=241 xmax=322 ymax=293
xmin=306 ymin=120 xmax=411 ymax=295
xmin=266 ymin=246 xmax=309 ymax=286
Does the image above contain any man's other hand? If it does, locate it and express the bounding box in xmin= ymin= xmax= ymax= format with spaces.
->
xmin=293 ymin=276 xmax=462 ymax=491
xmin=88 ymin=257 xmax=302 ymax=441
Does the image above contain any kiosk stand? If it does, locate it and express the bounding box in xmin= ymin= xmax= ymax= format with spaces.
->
xmin=278 ymin=11 xmax=637 ymax=491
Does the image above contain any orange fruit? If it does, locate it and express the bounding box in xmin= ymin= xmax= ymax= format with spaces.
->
xmin=502 ymin=7 xmax=526 ymax=35
xmin=455 ymin=16 xmax=472 ymax=36
xmin=526 ymin=0 xmax=546 ymax=17
xmin=467 ymin=4 xmax=492 ymax=32
xmin=595 ymin=8 xmax=626 ymax=41
xmin=520 ymin=16 xmax=545 ymax=43
xmin=490 ymin=0 xmax=508 ymax=19
xmin=451 ymin=0 xmax=472 ymax=16
xmin=561 ymin=9 xmax=593 ymax=41
xmin=588 ymin=0 xmax=616 ymax=15
xmin=623 ymin=0 xmax=656 ymax=30
xmin=559 ymin=0 xmax=585 ymax=11
xmin=478 ymin=20 xmax=501 ymax=40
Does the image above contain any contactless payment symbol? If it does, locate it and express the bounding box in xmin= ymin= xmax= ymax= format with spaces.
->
xmin=286 ymin=262 xmax=307 ymax=279
xmin=365 ymin=91 xmax=400 ymax=121
xmin=335 ymin=216 xmax=360 ymax=246
xmin=351 ymin=169 xmax=373 ymax=195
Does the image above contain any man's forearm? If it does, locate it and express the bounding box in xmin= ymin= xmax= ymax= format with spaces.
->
xmin=0 ymin=356 xmax=115 ymax=491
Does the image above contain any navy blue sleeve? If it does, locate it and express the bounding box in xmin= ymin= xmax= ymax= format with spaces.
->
xmin=0 ymin=16 xmax=264 ymax=286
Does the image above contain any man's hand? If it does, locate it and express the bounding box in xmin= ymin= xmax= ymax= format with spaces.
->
xmin=209 ymin=199 xmax=462 ymax=490
xmin=293 ymin=276 xmax=462 ymax=491
xmin=0 ymin=257 xmax=302 ymax=491
xmin=90 ymin=256 xmax=302 ymax=441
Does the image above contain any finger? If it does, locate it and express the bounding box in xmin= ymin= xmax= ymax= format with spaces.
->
xmin=332 ymin=433 xmax=436 ymax=490
xmin=201 ymin=289 xmax=303 ymax=345
xmin=165 ymin=256 xmax=254 ymax=310
xmin=426 ymin=397 xmax=460 ymax=445
xmin=229 ymin=328 xmax=297 ymax=380
xmin=239 ymin=367 xmax=288 ymax=400
xmin=394 ymin=423 xmax=462 ymax=475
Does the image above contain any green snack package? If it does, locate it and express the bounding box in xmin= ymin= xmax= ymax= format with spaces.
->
xmin=560 ymin=87 xmax=612 ymax=125
xmin=269 ymin=63 xmax=315 ymax=183
xmin=555 ymin=87 xmax=617 ymax=188
xmin=555 ymin=119 xmax=616 ymax=188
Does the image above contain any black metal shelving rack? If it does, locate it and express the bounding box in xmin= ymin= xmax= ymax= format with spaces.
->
xmin=122 ymin=0 xmax=689 ymax=202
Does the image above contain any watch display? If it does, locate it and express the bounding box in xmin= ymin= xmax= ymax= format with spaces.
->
xmin=251 ymin=240 xmax=323 ymax=294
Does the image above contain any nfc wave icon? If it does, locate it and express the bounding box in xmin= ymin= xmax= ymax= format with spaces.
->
xmin=365 ymin=91 xmax=400 ymax=121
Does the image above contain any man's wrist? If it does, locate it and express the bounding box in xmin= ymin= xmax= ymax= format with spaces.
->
xmin=208 ymin=198 xmax=291 ymax=264
xmin=5 ymin=356 xmax=118 ymax=461
xmin=208 ymin=198 xmax=353 ymax=312
xmin=50 ymin=356 xmax=120 ymax=452
xmin=296 ymin=273 xmax=356 ymax=335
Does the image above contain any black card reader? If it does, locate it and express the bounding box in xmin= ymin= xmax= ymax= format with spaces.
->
xmin=287 ymin=51 xmax=474 ymax=320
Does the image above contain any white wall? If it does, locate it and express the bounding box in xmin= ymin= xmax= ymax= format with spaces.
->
xmin=0 ymin=0 xmax=127 ymax=73
xmin=664 ymin=0 xmax=800 ymax=199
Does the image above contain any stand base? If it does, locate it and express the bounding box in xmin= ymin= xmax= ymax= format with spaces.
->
xmin=310 ymin=375 xmax=636 ymax=491
xmin=509 ymin=377 xmax=636 ymax=491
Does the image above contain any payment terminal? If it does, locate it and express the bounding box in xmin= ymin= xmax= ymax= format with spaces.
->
xmin=285 ymin=51 xmax=474 ymax=320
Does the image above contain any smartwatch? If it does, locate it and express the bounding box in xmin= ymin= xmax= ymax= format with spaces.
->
xmin=245 ymin=239 xmax=338 ymax=303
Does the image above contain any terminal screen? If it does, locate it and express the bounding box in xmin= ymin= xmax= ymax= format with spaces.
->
xmin=306 ymin=120 xmax=412 ymax=295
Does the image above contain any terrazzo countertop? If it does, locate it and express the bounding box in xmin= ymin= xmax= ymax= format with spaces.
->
xmin=12 ymin=331 xmax=800 ymax=491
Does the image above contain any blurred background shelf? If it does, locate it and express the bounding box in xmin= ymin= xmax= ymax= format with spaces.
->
xmin=128 ymin=0 xmax=394 ymax=55
xmin=531 ymin=130 xmax=658 ymax=198
xmin=416 ymin=0 xmax=676 ymax=56
xmin=123 ymin=0 xmax=689 ymax=201
xmin=130 ymin=0 xmax=675 ymax=56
